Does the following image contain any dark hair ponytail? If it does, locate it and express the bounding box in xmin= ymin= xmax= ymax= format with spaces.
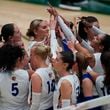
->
xmin=101 ymin=51 xmax=110 ymax=86
xmin=60 ymin=51 xmax=75 ymax=71
xmin=0 ymin=44 xmax=25 ymax=71
xmin=100 ymin=34 xmax=110 ymax=52
xmin=0 ymin=23 xmax=14 ymax=42
xmin=26 ymin=19 xmax=43 ymax=38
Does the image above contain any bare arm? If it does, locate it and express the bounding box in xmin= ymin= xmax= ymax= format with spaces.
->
xmin=82 ymin=78 xmax=93 ymax=97
xmin=60 ymin=80 xmax=72 ymax=99
xmin=30 ymin=73 xmax=42 ymax=110
xmin=75 ymin=42 xmax=92 ymax=59
xmin=31 ymin=73 xmax=42 ymax=93
xmin=60 ymin=80 xmax=72 ymax=108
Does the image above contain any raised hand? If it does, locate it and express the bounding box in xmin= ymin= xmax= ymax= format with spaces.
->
xmin=47 ymin=7 xmax=58 ymax=17
xmin=49 ymin=15 xmax=57 ymax=30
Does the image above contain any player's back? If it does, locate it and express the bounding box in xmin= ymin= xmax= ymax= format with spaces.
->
xmin=0 ymin=69 xmax=29 ymax=110
xmin=54 ymin=74 xmax=80 ymax=109
xmin=96 ymin=75 xmax=110 ymax=110
xmin=59 ymin=74 xmax=80 ymax=103
xmin=35 ymin=66 xmax=55 ymax=110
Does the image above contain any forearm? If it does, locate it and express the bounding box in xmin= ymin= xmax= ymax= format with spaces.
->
xmin=57 ymin=16 xmax=76 ymax=42
xmin=75 ymin=43 xmax=91 ymax=58
xmin=81 ymin=40 xmax=94 ymax=53
xmin=92 ymin=26 xmax=105 ymax=35
xmin=30 ymin=92 xmax=41 ymax=110
xmin=50 ymin=30 xmax=59 ymax=58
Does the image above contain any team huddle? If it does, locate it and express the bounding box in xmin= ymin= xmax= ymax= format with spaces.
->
xmin=0 ymin=6 xmax=110 ymax=110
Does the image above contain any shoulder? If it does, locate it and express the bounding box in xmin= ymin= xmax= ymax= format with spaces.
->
xmin=14 ymin=69 xmax=29 ymax=80
xmin=59 ymin=77 xmax=72 ymax=89
xmin=15 ymin=69 xmax=28 ymax=73
xmin=65 ymin=74 xmax=79 ymax=84
xmin=34 ymin=68 xmax=46 ymax=79
xmin=59 ymin=75 xmax=77 ymax=84
xmin=31 ymin=73 xmax=42 ymax=83
xmin=35 ymin=67 xmax=54 ymax=76
xmin=59 ymin=79 xmax=73 ymax=98
xmin=60 ymin=79 xmax=72 ymax=92
xmin=61 ymin=79 xmax=71 ymax=86
xmin=15 ymin=69 xmax=29 ymax=76
xmin=35 ymin=68 xmax=44 ymax=74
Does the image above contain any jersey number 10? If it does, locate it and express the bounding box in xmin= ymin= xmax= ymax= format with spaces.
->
xmin=47 ymin=79 xmax=55 ymax=94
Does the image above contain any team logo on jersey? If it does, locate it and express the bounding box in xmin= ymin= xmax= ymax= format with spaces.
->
xmin=12 ymin=76 xmax=16 ymax=81
xmin=49 ymin=72 xmax=52 ymax=78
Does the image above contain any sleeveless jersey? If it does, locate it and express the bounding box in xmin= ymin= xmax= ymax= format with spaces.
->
xmin=35 ymin=66 xmax=55 ymax=110
xmin=87 ymin=53 xmax=104 ymax=96
xmin=27 ymin=37 xmax=48 ymax=56
xmin=53 ymin=74 xmax=80 ymax=109
xmin=0 ymin=69 xmax=29 ymax=110
xmin=87 ymin=53 xmax=104 ymax=75
xmin=93 ymin=53 xmax=104 ymax=75
xmin=96 ymin=75 xmax=110 ymax=110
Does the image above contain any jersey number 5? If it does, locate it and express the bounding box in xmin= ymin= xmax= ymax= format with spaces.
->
xmin=12 ymin=83 xmax=19 ymax=96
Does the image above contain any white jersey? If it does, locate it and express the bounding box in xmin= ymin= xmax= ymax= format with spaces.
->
xmin=27 ymin=39 xmax=50 ymax=65
xmin=35 ymin=66 xmax=55 ymax=110
xmin=87 ymin=53 xmax=104 ymax=75
xmin=87 ymin=53 xmax=104 ymax=96
xmin=93 ymin=53 xmax=104 ymax=75
xmin=96 ymin=75 xmax=110 ymax=110
xmin=0 ymin=69 xmax=29 ymax=110
xmin=54 ymin=74 xmax=80 ymax=109
xmin=27 ymin=37 xmax=48 ymax=56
